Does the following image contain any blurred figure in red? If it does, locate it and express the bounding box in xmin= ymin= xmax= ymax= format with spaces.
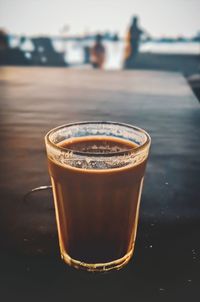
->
xmin=90 ymin=34 xmax=106 ymax=69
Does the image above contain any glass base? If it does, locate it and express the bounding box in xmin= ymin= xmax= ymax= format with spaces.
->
xmin=61 ymin=249 xmax=134 ymax=272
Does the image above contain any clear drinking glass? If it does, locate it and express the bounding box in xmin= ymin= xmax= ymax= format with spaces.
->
xmin=45 ymin=121 xmax=151 ymax=272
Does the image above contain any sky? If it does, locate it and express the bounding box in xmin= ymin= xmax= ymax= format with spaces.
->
xmin=0 ymin=0 xmax=200 ymax=37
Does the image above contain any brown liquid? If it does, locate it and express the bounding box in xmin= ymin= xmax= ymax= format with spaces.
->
xmin=48 ymin=136 xmax=147 ymax=264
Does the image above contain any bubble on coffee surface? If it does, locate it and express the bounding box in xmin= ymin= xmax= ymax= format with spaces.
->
xmin=54 ymin=151 xmax=147 ymax=170
xmin=71 ymin=158 xmax=129 ymax=169
xmin=65 ymin=140 xmax=133 ymax=154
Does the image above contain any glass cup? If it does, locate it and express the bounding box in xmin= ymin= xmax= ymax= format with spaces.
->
xmin=45 ymin=121 xmax=151 ymax=272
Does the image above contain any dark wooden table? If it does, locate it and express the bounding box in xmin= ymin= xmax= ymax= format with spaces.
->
xmin=0 ymin=67 xmax=199 ymax=301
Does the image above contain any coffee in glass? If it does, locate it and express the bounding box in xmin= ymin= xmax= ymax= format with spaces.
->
xmin=45 ymin=122 xmax=151 ymax=272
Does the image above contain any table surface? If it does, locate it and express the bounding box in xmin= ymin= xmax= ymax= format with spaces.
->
xmin=0 ymin=67 xmax=199 ymax=301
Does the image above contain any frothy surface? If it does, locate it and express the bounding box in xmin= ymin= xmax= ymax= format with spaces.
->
xmin=58 ymin=136 xmax=137 ymax=154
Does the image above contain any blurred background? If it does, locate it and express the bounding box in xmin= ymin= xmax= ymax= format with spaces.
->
xmin=0 ymin=2 xmax=200 ymax=300
xmin=0 ymin=0 xmax=200 ymax=97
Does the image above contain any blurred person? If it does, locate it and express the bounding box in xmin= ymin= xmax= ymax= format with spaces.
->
xmin=124 ymin=16 xmax=144 ymax=68
xmin=90 ymin=34 xmax=106 ymax=69
xmin=0 ymin=29 xmax=9 ymax=50
xmin=0 ymin=29 xmax=9 ymax=64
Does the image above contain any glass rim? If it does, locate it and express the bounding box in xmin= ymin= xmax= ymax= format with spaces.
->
xmin=45 ymin=121 xmax=151 ymax=157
